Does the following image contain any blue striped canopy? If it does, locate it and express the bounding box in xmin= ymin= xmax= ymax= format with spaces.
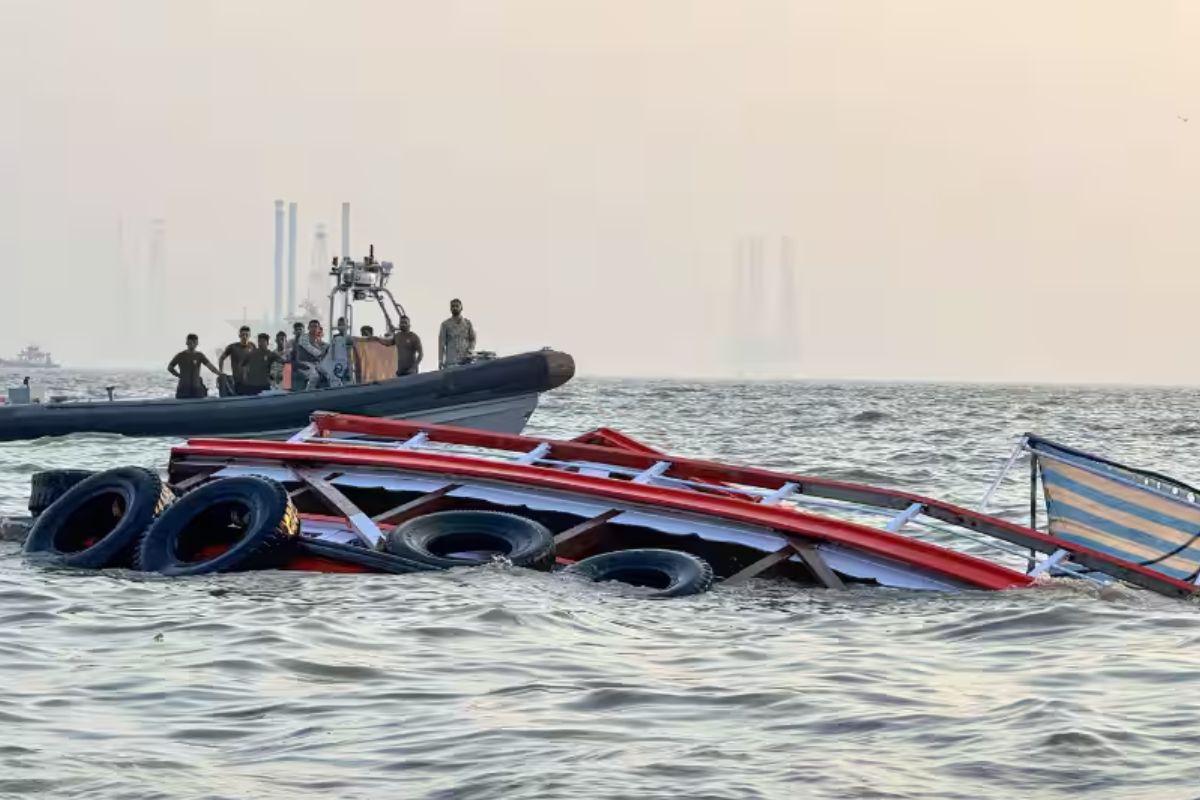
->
xmin=1029 ymin=437 xmax=1200 ymax=582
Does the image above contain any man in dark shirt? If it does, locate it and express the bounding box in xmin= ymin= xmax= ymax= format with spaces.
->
xmin=219 ymin=326 xmax=257 ymax=395
xmin=285 ymin=321 xmax=305 ymax=390
xmin=167 ymin=334 xmax=221 ymax=399
xmin=393 ymin=315 xmax=423 ymax=376
xmin=241 ymin=333 xmax=282 ymax=396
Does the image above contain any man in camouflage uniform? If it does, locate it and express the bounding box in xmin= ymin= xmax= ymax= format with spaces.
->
xmin=438 ymin=298 xmax=476 ymax=369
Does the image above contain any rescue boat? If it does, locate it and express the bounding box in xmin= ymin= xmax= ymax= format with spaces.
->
xmin=22 ymin=413 xmax=1198 ymax=600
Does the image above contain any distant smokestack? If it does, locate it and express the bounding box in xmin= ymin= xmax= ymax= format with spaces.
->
xmin=273 ymin=200 xmax=285 ymax=323
xmin=307 ymin=223 xmax=330 ymax=326
xmin=116 ymin=216 xmax=128 ymax=348
xmin=778 ymin=235 xmax=798 ymax=370
xmin=147 ymin=218 xmax=166 ymax=357
xmin=340 ymin=202 xmax=351 ymax=261
xmin=731 ymin=238 xmax=747 ymax=377
xmin=747 ymin=235 xmax=764 ymax=374
xmin=287 ymin=202 xmax=298 ymax=322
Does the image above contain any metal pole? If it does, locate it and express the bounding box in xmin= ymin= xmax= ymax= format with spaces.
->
xmin=1027 ymin=453 xmax=1039 ymax=572
xmin=1029 ymin=453 xmax=1038 ymax=530
xmin=287 ymin=202 xmax=297 ymax=324
xmin=273 ymin=200 xmax=285 ymax=324
xmin=979 ymin=435 xmax=1028 ymax=512
xmin=341 ymin=202 xmax=351 ymax=261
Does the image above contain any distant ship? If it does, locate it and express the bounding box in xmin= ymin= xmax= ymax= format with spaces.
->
xmin=0 ymin=345 xmax=60 ymax=369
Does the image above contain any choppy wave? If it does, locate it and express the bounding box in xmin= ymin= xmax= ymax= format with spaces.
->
xmin=2 ymin=373 xmax=1200 ymax=798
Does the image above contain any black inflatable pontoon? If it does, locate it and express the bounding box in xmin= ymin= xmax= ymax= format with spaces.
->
xmin=0 ymin=350 xmax=574 ymax=442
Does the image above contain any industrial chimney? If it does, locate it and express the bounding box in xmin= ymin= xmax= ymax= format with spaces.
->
xmin=287 ymin=202 xmax=298 ymax=323
xmin=273 ymin=200 xmax=285 ymax=324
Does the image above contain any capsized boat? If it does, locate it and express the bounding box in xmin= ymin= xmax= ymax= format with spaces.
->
xmin=136 ymin=413 xmax=1197 ymax=598
xmin=0 ymin=350 xmax=573 ymax=442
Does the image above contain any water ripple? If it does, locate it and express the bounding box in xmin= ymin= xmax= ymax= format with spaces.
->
xmin=0 ymin=376 xmax=1199 ymax=797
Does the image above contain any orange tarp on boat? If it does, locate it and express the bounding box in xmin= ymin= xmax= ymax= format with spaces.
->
xmin=353 ymin=339 xmax=396 ymax=383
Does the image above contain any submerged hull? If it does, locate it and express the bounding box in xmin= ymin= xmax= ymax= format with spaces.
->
xmin=20 ymin=412 xmax=1191 ymax=600
xmin=0 ymin=350 xmax=573 ymax=442
xmin=168 ymin=413 xmax=1039 ymax=593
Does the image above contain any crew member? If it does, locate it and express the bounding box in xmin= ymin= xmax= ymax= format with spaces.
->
xmin=241 ymin=333 xmax=282 ymax=396
xmin=393 ymin=315 xmax=423 ymax=376
xmin=285 ymin=321 xmax=305 ymax=390
xmin=295 ymin=319 xmax=326 ymax=390
xmin=219 ymin=325 xmax=256 ymax=395
xmin=167 ymin=334 xmax=221 ymax=399
xmin=272 ymin=331 xmax=288 ymax=389
xmin=321 ymin=317 xmax=352 ymax=387
xmin=288 ymin=322 xmax=304 ymax=358
xmin=438 ymin=298 xmax=476 ymax=369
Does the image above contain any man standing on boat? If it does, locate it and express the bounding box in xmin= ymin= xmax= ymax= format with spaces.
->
xmin=167 ymin=334 xmax=221 ymax=399
xmin=219 ymin=326 xmax=257 ymax=395
xmin=438 ymin=298 xmax=476 ymax=369
xmin=284 ymin=321 xmax=305 ymax=390
xmin=393 ymin=315 xmax=423 ymax=376
xmin=295 ymin=319 xmax=327 ymax=390
xmin=272 ymin=331 xmax=288 ymax=389
xmin=318 ymin=317 xmax=353 ymax=387
xmin=241 ymin=333 xmax=282 ymax=396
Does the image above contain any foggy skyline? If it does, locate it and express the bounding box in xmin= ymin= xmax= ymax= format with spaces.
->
xmin=2 ymin=1 xmax=1197 ymax=383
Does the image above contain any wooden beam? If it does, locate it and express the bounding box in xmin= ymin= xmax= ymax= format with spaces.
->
xmin=722 ymin=545 xmax=795 ymax=586
xmin=553 ymin=509 xmax=622 ymax=559
xmin=554 ymin=509 xmax=621 ymax=546
xmin=297 ymin=470 xmax=384 ymax=549
xmin=370 ymin=484 xmax=460 ymax=524
xmin=170 ymin=473 xmax=211 ymax=494
xmin=288 ymin=471 xmax=340 ymax=501
xmin=792 ymin=543 xmax=846 ymax=590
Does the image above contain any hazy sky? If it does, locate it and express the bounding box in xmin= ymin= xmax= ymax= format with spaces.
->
xmin=2 ymin=1 xmax=1197 ymax=382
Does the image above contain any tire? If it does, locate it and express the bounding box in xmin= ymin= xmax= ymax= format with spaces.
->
xmin=293 ymin=538 xmax=436 ymax=574
xmin=28 ymin=469 xmax=97 ymax=516
xmin=135 ymin=476 xmax=299 ymax=576
xmin=385 ymin=510 xmax=555 ymax=570
xmin=566 ymin=548 xmax=714 ymax=598
xmin=23 ymin=467 xmax=174 ymax=569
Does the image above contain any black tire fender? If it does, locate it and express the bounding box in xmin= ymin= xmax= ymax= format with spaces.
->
xmin=28 ymin=469 xmax=97 ymax=516
xmin=23 ymin=467 xmax=174 ymax=569
xmin=135 ymin=476 xmax=299 ymax=576
xmin=295 ymin=538 xmax=437 ymax=574
xmin=566 ymin=548 xmax=715 ymax=598
xmin=385 ymin=510 xmax=555 ymax=570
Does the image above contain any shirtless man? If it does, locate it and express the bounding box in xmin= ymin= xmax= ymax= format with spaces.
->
xmin=219 ymin=325 xmax=257 ymax=395
xmin=167 ymin=334 xmax=221 ymax=399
